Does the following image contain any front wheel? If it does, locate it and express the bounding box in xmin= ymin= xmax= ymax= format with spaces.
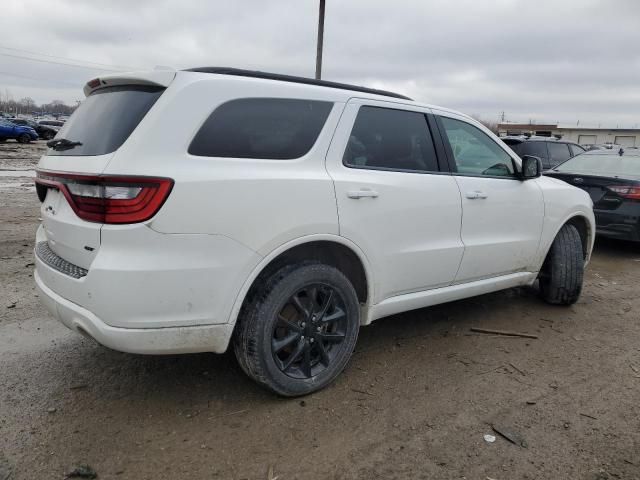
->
xmin=17 ymin=133 xmax=31 ymax=144
xmin=234 ymin=262 xmax=360 ymax=396
xmin=539 ymin=224 xmax=584 ymax=305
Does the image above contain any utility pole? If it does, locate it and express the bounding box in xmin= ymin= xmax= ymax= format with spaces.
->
xmin=315 ymin=0 xmax=325 ymax=80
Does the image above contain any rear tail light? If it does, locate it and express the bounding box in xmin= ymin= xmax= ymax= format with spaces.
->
xmin=608 ymin=185 xmax=640 ymax=200
xmin=35 ymin=170 xmax=173 ymax=224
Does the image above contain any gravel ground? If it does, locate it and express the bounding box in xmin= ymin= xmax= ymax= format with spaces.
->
xmin=1 ymin=142 xmax=639 ymax=480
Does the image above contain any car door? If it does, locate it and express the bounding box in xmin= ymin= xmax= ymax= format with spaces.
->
xmin=325 ymin=99 xmax=464 ymax=303
xmin=434 ymin=112 xmax=544 ymax=283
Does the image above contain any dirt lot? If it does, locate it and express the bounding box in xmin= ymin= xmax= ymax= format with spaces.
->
xmin=1 ymin=141 xmax=639 ymax=480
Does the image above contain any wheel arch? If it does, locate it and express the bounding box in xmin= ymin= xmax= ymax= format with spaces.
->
xmin=542 ymin=213 xmax=594 ymax=265
xmin=564 ymin=214 xmax=592 ymax=260
xmin=228 ymin=235 xmax=374 ymax=328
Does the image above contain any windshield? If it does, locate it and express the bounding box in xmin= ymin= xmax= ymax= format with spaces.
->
xmin=48 ymin=85 xmax=164 ymax=156
xmin=554 ymin=153 xmax=640 ymax=176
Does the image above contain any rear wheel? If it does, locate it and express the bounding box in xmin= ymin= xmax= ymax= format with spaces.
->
xmin=539 ymin=224 xmax=584 ymax=305
xmin=17 ymin=133 xmax=31 ymax=144
xmin=234 ymin=262 xmax=360 ymax=396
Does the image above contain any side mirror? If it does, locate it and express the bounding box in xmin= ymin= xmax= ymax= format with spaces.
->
xmin=520 ymin=155 xmax=542 ymax=179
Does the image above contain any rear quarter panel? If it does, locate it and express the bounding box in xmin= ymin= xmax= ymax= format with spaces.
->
xmin=102 ymin=75 xmax=345 ymax=256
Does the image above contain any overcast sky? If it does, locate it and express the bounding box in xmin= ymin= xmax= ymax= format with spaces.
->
xmin=1 ymin=0 xmax=639 ymax=126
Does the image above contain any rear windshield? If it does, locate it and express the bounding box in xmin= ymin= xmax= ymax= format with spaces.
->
xmin=48 ymin=85 xmax=164 ymax=156
xmin=554 ymin=154 xmax=640 ymax=176
xmin=503 ymin=140 xmax=523 ymax=155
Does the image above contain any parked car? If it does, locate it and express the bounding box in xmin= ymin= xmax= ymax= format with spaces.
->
xmin=34 ymin=68 xmax=595 ymax=396
xmin=38 ymin=120 xmax=65 ymax=132
xmin=501 ymin=136 xmax=586 ymax=169
xmin=545 ymin=149 xmax=640 ymax=242
xmin=584 ymin=143 xmax=623 ymax=151
xmin=10 ymin=118 xmax=57 ymax=140
xmin=0 ymin=118 xmax=38 ymax=143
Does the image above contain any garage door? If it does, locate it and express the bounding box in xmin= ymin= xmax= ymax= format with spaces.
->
xmin=614 ymin=136 xmax=636 ymax=147
xmin=578 ymin=135 xmax=597 ymax=145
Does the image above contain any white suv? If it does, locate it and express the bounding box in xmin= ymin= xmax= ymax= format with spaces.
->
xmin=34 ymin=67 xmax=595 ymax=396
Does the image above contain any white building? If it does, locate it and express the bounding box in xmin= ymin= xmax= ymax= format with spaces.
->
xmin=498 ymin=123 xmax=640 ymax=147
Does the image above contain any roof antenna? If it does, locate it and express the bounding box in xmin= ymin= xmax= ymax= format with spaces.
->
xmin=619 ymin=148 xmax=624 ymax=156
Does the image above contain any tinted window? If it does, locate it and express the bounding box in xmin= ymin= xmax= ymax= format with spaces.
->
xmin=502 ymin=140 xmax=523 ymax=156
xmin=522 ymin=141 xmax=549 ymax=159
xmin=343 ymin=106 xmax=438 ymax=172
xmin=555 ymin=153 xmax=640 ymax=176
xmin=440 ymin=117 xmax=515 ymax=177
xmin=547 ymin=142 xmax=571 ymax=165
xmin=570 ymin=144 xmax=585 ymax=156
xmin=48 ymin=86 xmax=163 ymax=156
xmin=189 ymin=98 xmax=332 ymax=159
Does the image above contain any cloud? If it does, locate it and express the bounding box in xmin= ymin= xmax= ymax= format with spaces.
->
xmin=0 ymin=0 xmax=638 ymax=126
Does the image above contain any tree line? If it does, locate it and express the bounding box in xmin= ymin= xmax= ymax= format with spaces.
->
xmin=0 ymin=89 xmax=77 ymax=116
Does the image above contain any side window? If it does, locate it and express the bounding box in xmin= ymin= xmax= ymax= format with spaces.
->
xmin=343 ymin=106 xmax=439 ymax=172
xmin=522 ymin=141 xmax=549 ymax=160
xmin=547 ymin=142 xmax=572 ymax=165
xmin=440 ymin=117 xmax=515 ymax=177
xmin=189 ymin=98 xmax=333 ymax=159
xmin=570 ymin=144 xmax=585 ymax=156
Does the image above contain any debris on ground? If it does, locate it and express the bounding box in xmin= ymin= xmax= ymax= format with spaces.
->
xmin=508 ymin=362 xmax=526 ymax=376
xmin=64 ymin=464 xmax=97 ymax=479
xmin=470 ymin=327 xmax=538 ymax=339
xmin=483 ymin=434 xmax=496 ymax=443
xmin=6 ymin=303 xmax=16 ymax=309
xmin=492 ymin=424 xmax=528 ymax=448
xmin=47 ymin=407 xmax=57 ymax=414
xmin=0 ymin=453 xmax=12 ymax=480
xmin=579 ymin=412 xmax=597 ymax=420
xmin=526 ymin=401 xmax=537 ymax=405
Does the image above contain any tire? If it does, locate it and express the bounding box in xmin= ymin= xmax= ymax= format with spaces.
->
xmin=539 ymin=224 xmax=584 ymax=305
xmin=43 ymin=131 xmax=55 ymax=140
xmin=234 ymin=262 xmax=360 ymax=396
xmin=17 ymin=133 xmax=31 ymax=144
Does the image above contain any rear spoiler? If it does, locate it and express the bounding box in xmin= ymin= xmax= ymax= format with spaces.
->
xmin=83 ymin=69 xmax=176 ymax=97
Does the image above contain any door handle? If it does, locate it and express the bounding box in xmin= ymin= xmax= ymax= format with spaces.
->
xmin=465 ymin=191 xmax=488 ymax=200
xmin=347 ymin=189 xmax=379 ymax=199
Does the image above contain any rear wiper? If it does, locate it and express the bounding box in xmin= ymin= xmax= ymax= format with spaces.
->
xmin=47 ymin=138 xmax=83 ymax=151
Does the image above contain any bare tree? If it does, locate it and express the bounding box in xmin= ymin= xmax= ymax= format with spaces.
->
xmin=471 ymin=114 xmax=499 ymax=134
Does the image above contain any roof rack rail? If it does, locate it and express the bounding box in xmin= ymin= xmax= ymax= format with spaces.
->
xmin=184 ymin=67 xmax=412 ymax=101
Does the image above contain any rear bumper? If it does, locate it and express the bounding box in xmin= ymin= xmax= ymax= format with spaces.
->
xmin=595 ymin=209 xmax=640 ymax=242
xmin=35 ymin=223 xmax=261 ymax=329
xmin=35 ymin=270 xmax=234 ymax=354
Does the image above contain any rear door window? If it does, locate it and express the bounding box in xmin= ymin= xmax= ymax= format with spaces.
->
xmin=570 ymin=144 xmax=586 ymax=156
xmin=189 ymin=98 xmax=333 ymax=159
xmin=343 ymin=106 xmax=439 ymax=172
xmin=48 ymin=85 xmax=164 ymax=156
xmin=547 ymin=142 xmax=572 ymax=165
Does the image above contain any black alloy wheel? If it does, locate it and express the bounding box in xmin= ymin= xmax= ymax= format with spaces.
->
xmin=271 ymin=284 xmax=348 ymax=379
xmin=234 ymin=262 xmax=360 ymax=396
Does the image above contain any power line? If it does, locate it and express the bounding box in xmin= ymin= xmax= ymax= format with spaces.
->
xmin=0 ymin=70 xmax=80 ymax=87
xmin=0 ymin=45 xmax=137 ymax=71
xmin=0 ymin=52 xmax=123 ymax=72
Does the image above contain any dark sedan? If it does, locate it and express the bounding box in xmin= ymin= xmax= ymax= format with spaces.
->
xmin=10 ymin=118 xmax=57 ymax=140
xmin=545 ymin=149 xmax=640 ymax=242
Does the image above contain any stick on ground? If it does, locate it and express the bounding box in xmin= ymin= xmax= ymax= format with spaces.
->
xmin=470 ymin=327 xmax=538 ymax=339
